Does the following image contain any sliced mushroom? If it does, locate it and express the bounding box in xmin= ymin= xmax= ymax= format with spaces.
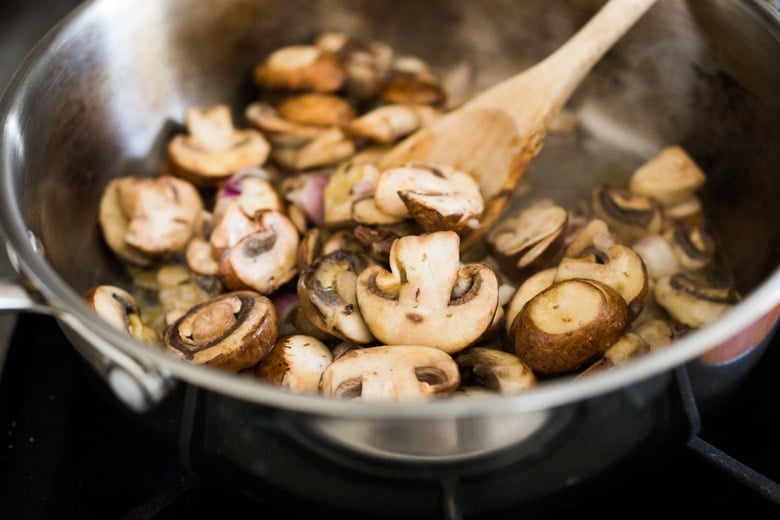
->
xmin=185 ymin=236 xmax=220 ymax=276
xmin=323 ymin=161 xmax=381 ymax=226
xmin=455 ymin=347 xmax=536 ymax=394
xmin=563 ymin=218 xmax=612 ymax=258
xmin=315 ymin=32 xmax=394 ymax=100
xmin=253 ymin=44 xmax=346 ymax=92
xmin=276 ymin=93 xmax=356 ymax=127
xmin=344 ymin=104 xmax=441 ymax=144
xmin=320 ymin=345 xmax=460 ymax=402
xmin=512 ymin=278 xmax=631 ymax=375
xmin=504 ymin=267 xmax=557 ymax=337
xmin=209 ymin=201 xmax=265 ymax=258
xmin=578 ymin=332 xmax=649 ymax=376
xmin=628 ymin=145 xmax=707 ymax=207
xmin=219 ymin=210 xmax=300 ymax=295
xmin=589 ymin=185 xmax=662 ymax=243
xmin=164 ymin=290 xmax=279 ymax=372
xmin=98 ymin=175 xmax=204 ymax=266
xmin=84 ymin=285 xmax=160 ymax=345
xmin=157 ymin=263 xmax=222 ymax=326
xmin=654 ymin=272 xmax=739 ymax=329
xmin=297 ymin=249 xmax=375 ymax=344
xmin=632 ymin=317 xmax=675 ymax=350
xmin=244 ymin=101 xmax=325 ymax=147
xmin=255 ymin=334 xmax=333 ymax=394
xmin=168 ymin=105 xmax=271 ymax=186
xmin=351 ymin=197 xmax=406 ymax=226
xmin=272 ymin=126 xmax=356 ymax=171
xmin=355 ymin=231 xmax=499 ymax=354
xmin=215 ymin=172 xmax=284 ymax=221
xmin=661 ymin=195 xmax=706 ymax=231
xmin=486 ymin=202 xmax=568 ymax=280
xmin=664 ymin=224 xmax=716 ymax=271
xmin=555 ymin=242 xmax=649 ymax=318
xmin=373 ymin=161 xmax=484 ymax=234
xmin=379 ymin=55 xmax=446 ymax=107
xmin=353 ymin=223 xmax=420 ymax=263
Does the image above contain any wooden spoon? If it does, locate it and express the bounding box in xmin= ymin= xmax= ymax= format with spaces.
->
xmin=378 ymin=0 xmax=659 ymax=250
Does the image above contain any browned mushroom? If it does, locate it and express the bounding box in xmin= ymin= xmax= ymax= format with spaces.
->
xmin=379 ymin=55 xmax=446 ymax=107
xmin=486 ymin=201 xmax=568 ymax=280
xmin=320 ymin=345 xmax=460 ymax=402
xmin=164 ymin=290 xmax=279 ymax=371
xmin=219 ymin=210 xmax=300 ymax=295
xmin=255 ymin=334 xmax=333 ymax=394
xmin=628 ymin=145 xmax=707 ymax=207
xmin=253 ymin=44 xmax=346 ymax=92
xmin=654 ymin=272 xmax=739 ymax=329
xmin=276 ymin=93 xmax=356 ymax=127
xmin=168 ymin=105 xmax=271 ymax=186
xmin=512 ymin=278 xmax=631 ymax=375
xmin=455 ymin=347 xmax=536 ymax=394
xmin=98 ymin=175 xmax=204 ymax=266
xmin=314 ymin=32 xmax=394 ymax=100
xmin=355 ymin=231 xmax=499 ymax=354
xmin=297 ymin=249 xmax=376 ymax=344
xmin=373 ymin=161 xmax=484 ymax=234
xmin=84 ymin=285 xmax=160 ymax=345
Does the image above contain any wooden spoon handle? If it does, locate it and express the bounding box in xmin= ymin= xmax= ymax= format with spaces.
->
xmin=469 ymin=0 xmax=658 ymax=124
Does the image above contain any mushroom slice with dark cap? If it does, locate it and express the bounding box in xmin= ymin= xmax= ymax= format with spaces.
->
xmin=219 ymin=210 xmax=300 ymax=295
xmin=98 ymin=175 xmax=204 ymax=266
xmin=255 ymin=334 xmax=333 ymax=394
xmin=373 ymin=161 xmax=484 ymax=234
xmin=320 ymin=345 xmax=460 ymax=402
xmin=314 ymin=32 xmax=394 ymax=100
xmin=164 ymin=290 xmax=279 ymax=372
xmin=297 ymin=249 xmax=376 ymax=344
xmin=253 ymin=44 xmax=346 ymax=93
xmin=168 ymin=104 xmax=270 ymax=187
xmin=664 ymin=224 xmax=716 ymax=271
xmin=455 ymin=347 xmax=536 ymax=394
xmin=486 ymin=201 xmax=568 ymax=280
xmin=654 ymin=272 xmax=739 ymax=329
xmin=589 ymin=185 xmax=662 ymax=243
xmin=555 ymin=240 xmax=649 ymax=319
xmin=512 ymin=278 xmax=630 ymax=375
xmin=355 ymin=230 xmax=499 ymax=354
xmin=84 ymin=285 xmax=160 ymax=345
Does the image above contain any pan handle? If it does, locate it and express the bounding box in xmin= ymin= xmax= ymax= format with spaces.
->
xmin=0 ymin=273 xmax=176 ymax=413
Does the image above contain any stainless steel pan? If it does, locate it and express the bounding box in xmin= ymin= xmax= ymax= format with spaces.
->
xmin=1 ymin=0 xmax=779 ymax=515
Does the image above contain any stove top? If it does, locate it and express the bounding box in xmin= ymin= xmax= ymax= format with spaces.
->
xmin=0 ymin=313 xmax=779 ymax=519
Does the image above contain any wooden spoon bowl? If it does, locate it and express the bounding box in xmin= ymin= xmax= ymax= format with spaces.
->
xmin=379 ymin=0 xmax=659 ymax=250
